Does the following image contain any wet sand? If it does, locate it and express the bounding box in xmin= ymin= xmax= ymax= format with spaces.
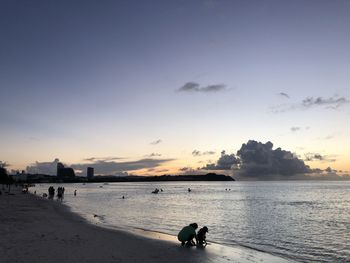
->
xmin=0 ymin=187 xmax=295 ymax=263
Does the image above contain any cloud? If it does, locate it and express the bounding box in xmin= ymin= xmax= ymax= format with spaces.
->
xmin=202 ymin=141 xmax=311 ymax=179
xmin=302 ymin=96 xmax=349 ymax=109
xmin=271 ymin=95 xmax=349 ymax=113
xmin=178 ymin=82 xmax=200 ymax=92
xmin=26 ymin=158 xmax=61 ymax=175
xmin=290 ymin=127 xmax=301 ymax=132
xmin=179 ymin=167 xmax=192 ymax=172
xmin=192 ymin=150 xmax=216 ymax=156
xmin=203 ymin=150 xmax=240 ymax=170
xmin=26 ymin=157 xmax=174 ymax=176
xmin=155 ymin=169 xmax=169 ymax=173
xmin=290 ymin=126 xmax=309 ymax=132
xmin=324 ymin=134 xmax=335 ymax=140
xmin=236 ymin=140 xmax=311 ymax=178
xmin=0 ymin=161 xmax=10 ymax=168
xmin=144 ymin=153 xmax=162 ymax=157
xmin=200 ymin=140 xmax=350 ymax=180
xmin=178 ymin=167 xmax=203 ymax=175
xmin=279 ymin=92 xmax=290 ymax=99
xmin=325 ymin=167 xmax=336 ymax=173
xmin=150 ymin=139 xmax=162 ymax=145
xmin=304 ymin=153 xmax=336 ymax=163
xmin=178 ymin=82 xmax=226 ymax=93
xmin=71 ymin=158 xmax=174 ymax=176
xmin=201 ymin=84 xmax=226 ymax=92
xmin=146 ymin=168 xmax=169 ymax=173
xmin=83 ymin=157 xmax=123 ymax=162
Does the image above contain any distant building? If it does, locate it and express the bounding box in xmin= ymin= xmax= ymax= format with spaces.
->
xmin=57 ymin=163 xmax=75 ymax=178
xmin=57 ymin=162 xmax=64 ymax=175
xmin=87 ymin=167 xmax=94 ymax=179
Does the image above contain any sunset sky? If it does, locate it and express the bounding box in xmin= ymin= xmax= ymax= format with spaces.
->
xmin=1 ymin=0 xmax=349 ymax=178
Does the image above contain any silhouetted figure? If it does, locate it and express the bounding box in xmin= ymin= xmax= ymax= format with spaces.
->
xmin=74 ymin=190 xmax=77 ymax=196
xmin=188 ymin=188 xmax=191 ymax=192
xmin=197 ymin=226 xmax=208 ymax=246
xmin=48 ymin=186 xmax=55 ymax=198
xmin=152 ymin=188 xmax=159 ymax=194
xmin=122 ymin=195 xmax=125 ymax=199
xmin=22 ymin=185 xmax=28 ymax=193
xmin=177 ymin=223 xmax=198 ymax=246
xmin=57 ymin=187 xmax=64 ymax=199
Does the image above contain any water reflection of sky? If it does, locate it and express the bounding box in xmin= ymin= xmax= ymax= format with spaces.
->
xmin=33 ymin=181 xmax=350 ymax=262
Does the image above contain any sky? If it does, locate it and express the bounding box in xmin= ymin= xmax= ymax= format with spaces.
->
xmin=1 ymin=0 xmax=350 ymax=179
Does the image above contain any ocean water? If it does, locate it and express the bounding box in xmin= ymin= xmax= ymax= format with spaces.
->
xmin=33 ymin=181 xmax=350 ymax=262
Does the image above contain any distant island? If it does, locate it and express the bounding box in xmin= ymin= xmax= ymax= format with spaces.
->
xmin=15 ymin=173 xmax=234 ymax=184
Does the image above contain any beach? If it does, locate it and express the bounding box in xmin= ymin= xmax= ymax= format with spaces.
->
xmin=0 ymin=187 xmax=294 ymax=263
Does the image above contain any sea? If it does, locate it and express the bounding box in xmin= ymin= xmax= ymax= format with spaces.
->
xmin=32 ymin=181 xmax=350 ymax=263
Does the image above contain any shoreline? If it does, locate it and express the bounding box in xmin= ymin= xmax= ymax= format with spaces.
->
xmin=0 ymin=187 xmax=296 ymax=263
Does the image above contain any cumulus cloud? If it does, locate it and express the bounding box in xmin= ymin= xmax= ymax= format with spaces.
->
xmin=26 ymin=158 xmax=61 ymax=175
xmin=236 ymin=140 xmax=311 ymax=178
xmin=71 ymin=158 xmax=174 ymax=176
xmin=279 ymin=92 xmax=290 ymax=99
xmin=201 ymin=140 xmax=349 ymax=180
xmin=203 ymin=150 xmax=240 ymax=170
xmin=178 ymin=82 xmax=226 ymax=93
xmin=150 ymin=139 xmax=162 ymax=145
xmin=304 ymin=153 xmax=336 ymax=163
xmin=192 ymin=150 xmax=216 ymax=156
xmin=202 ymin=141 xmax=312 ymax=179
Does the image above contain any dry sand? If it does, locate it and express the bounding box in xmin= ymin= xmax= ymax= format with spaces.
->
xmin=0 ymin=186 xmax=296 ymax=263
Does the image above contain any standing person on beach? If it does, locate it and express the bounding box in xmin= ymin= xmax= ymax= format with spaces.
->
xmin=177 ymin=223 xmax=198 ymax=246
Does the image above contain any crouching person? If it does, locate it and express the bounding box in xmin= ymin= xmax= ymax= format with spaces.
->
xmin=177 ymin=223 xmax=198 ymax=246
xmin=197 ymin=226 xmax=208 ymax=246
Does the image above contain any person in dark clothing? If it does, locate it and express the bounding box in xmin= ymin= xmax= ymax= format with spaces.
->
xmin=197 ymin=226 xmax=208 ymax=246
xmin=177 ymin=223 xmax=198 ymax=246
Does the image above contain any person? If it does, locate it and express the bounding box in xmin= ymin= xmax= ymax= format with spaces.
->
xmin=74 ymin=190 xmax=77 ymax=196
xmin=48 ymin=186 xmax=55 ymax=197
xmin=177 ymin=223 xmax=198 ymax=246
xmin=197 ymin=226 xmax=208 ymax=246
xmin=152 ymin=188 xmax=159 ymax=194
